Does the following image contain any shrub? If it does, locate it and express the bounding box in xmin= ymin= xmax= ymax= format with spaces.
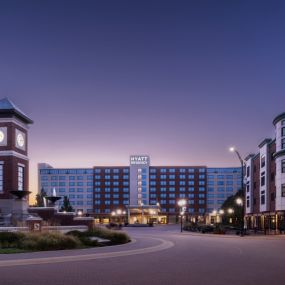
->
xmin=0 ymin=232 xmax=25 ymax=248
xmin=18 ymin=232 xmax=81 ymax=251
xmin=66 ymin=230 xmax=98 ymax=247
xmin=87 ymin=227 xmax=130 ymax=244
xmin=213 ymin=224 xmax=226 ymax=235
xmin=67 ymin=227 xmax=131 ymax=245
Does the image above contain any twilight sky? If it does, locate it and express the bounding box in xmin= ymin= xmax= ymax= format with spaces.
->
xmin=0 ymin=0 xmax=284 ymax=199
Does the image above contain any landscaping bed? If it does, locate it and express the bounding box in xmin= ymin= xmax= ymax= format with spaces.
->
xmin=0 ymin=227 xmax=130 ymax=254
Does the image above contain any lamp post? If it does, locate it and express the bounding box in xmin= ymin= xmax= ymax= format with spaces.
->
xmin=141 ymin=202 xmax=144 ymax=224
xmin=116 ymin=209 xmax=122 ymax=224
xmin=122 ymin=210 xmax=126 ymax=224
xmin=227 ymin=208 xmax=234 ymax=224
xmin=212 ymin=210 xmax=217 ymax=224
xmin=229 ymin=147 xmax=245 ymax=236
xmin=236 ymin=197 xmax=244 ymax=236
xmin=178 ymin=199 xmax=187 ymax=232
xmin=218 ymin=209 xmax=224 ymax=224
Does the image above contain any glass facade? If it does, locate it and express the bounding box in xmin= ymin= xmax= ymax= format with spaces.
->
xmin=206 ymin=167 xmax=242 ymax=213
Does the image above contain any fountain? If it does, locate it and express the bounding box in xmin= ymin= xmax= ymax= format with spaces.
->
xmin=10 ymin=190 xmax=32 ymax=225
xmin=45 ymin=188 xmax=62 ymax=207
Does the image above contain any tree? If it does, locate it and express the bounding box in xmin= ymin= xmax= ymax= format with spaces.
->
xmin=60 ymin=196 xmax=74 ymax=212
xmin=221 ymin=189 xmax=244 ymax=226
xmin=34 ymin=188 xmax=47 ymax=207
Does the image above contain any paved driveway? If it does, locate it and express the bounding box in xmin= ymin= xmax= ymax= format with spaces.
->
xmin=0 ymin=224 xmax=285 ymax=285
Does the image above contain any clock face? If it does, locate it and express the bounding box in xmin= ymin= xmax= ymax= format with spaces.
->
xmin=0 ymin=131 xmax=4 ymax=143
xmin=17 ymin=133 xmax=25 ymax=147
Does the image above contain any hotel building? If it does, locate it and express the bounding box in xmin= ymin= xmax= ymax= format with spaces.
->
xmin=244 ymin=112 xmax=285 ymax=231
xmin=38 ymin=156 xmax=241 ymax=224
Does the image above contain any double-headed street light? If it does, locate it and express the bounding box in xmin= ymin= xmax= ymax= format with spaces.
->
xmin=178 ymin=199 xmax=187 ymax=233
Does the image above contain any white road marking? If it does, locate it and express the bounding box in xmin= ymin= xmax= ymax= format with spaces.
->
xmin=0 ymin=238 xmax=174 ymax=268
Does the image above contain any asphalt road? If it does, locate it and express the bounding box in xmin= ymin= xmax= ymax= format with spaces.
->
xmin=1 ymin=225 xmax=285 ymax=285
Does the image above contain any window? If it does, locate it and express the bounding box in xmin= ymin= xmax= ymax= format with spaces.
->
xmin=261 ymin=156 xmax=265 ymax=168
xmin=282 ymin=160 xmax=285 ymax=173
xmin=282 ymin=184 xmax=285 ymax=197
xmin=261 ymin=172 xmax=265 ymax=186
xmin=261 ymin=191 xmax=265 ymax=205
xmin=282 ymin=127 xmax=285 ymax=137
xmin=18 ymin=166 xmax=24 ymax=191
xmin=282 ymin=138 xmax=285 ymax=150
xmin=0 ymin=164 xmax=3 ymax=192
xmin=246 ymin=196 xmax=250 ymax=208
xmin=246 ymin=182 xmax=250 ymax=193
xmin=246 ymin=166 xmax=250 ymax=177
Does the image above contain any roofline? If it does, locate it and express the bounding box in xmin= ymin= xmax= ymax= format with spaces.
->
xmin=273 ymin=112 xmax=285 ymax=125
xmin=0 ymin=110 xmax=33 ymax=124
xmin=258 ymin=138 xmax=272 ymax=148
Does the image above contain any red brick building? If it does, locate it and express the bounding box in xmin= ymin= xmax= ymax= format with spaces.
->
xmin=0 ymin=98 xmax=33 ymax=214
xmin=244 ymin=112 xmax=285 ymax=232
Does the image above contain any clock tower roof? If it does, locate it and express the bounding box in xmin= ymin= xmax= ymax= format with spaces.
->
xmin=0 ymin=97 xmax=33 ymax=124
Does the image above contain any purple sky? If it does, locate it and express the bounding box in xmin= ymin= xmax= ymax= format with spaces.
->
xmin=0 ymin=1 xmax=284 ymax=197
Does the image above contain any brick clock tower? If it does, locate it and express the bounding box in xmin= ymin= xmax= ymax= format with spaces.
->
xmin=0 ymin=98 xmax=33 ymax=216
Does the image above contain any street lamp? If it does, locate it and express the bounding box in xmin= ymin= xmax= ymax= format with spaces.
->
xmin=178 ymin=199 xmax=187 ymax=232
xmin=229 ymin=146 xmax=245 ymax=235
xmin=227 ymin=208 xmax=234 ymax=224
xmin=236 ymin=198 xmax=244 ymax=236
xmin=141 ymin=202 xmax=144 ymax=224
xmin=236 ymin=198 xmax=243 ymax=206
xmin=218 ymin=209 xmax=224 ymax=224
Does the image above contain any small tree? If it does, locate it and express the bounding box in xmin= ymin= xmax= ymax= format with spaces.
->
xmin=60 ymin=196 xmax=74 ymax=212
xmin=34 ymin=188 xmax=47 ymax=207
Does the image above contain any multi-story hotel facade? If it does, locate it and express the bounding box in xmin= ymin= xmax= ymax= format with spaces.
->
xmin=244 ymin=112 xmax=285 ymax=231
xmin=38 ymin=156 xmax=241 ymax=224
